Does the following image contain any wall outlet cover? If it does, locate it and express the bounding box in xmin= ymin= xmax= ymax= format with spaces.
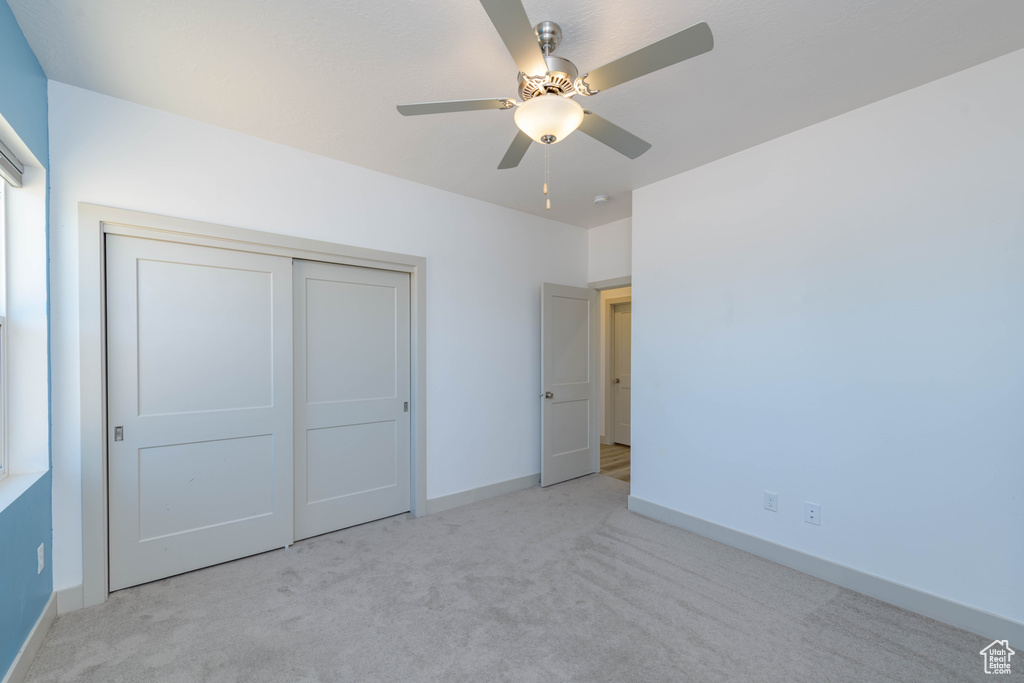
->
xmin=764 ymin=491 xmax=779 ymax=512
xmin=37 ymin=543 xmax=44 ymax=574
xmin=804 ymin=502 xmax=821 ymax=526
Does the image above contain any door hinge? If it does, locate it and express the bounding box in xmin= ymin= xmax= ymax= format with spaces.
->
xmin=404 ymin=401 xmax=409 ymax=413
xmin=114 ymin=426 xmax=124 ymax=442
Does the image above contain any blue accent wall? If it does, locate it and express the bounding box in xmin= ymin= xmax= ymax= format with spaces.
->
xmin=0 ymin=0 xmax=52 ymax=676
xmin=0 ymin=0 xmax=48 ymax=165
xmin=0 ymin=474 xmax=52 ymax=671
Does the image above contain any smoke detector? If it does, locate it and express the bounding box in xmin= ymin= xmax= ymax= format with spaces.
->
xmin=593 ymin=194 xmax=610 ymax=204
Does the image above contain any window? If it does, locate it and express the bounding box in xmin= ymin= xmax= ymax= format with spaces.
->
xmin=0 ymin=135 xmax=49 ymax=494
xmin=0 ymin=312 xmax=6 ymax=483
xmin=0 ymin=180 xmax=7 ymax=482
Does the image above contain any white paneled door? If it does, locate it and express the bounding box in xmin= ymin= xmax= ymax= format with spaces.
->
xmin=106 ymin=236 xmax=293 ymax=591
xmin=541 ymin=283 xmax=599 ymax=487
xmin=293 ymin=261 xmax=411 ymax=541
xmin=613 ymin=302 xmax=631 ymax=446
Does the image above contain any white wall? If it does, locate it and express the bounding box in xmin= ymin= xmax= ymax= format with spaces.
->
xmin=48 ymin=83 xmax=587 ymax=591
xmin=632 ymin=48 xmax=1024 ymax=625
xmin=588 ymin=217 xmax=631 ymax=283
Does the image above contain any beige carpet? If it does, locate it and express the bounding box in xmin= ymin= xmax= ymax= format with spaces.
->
xmin=26 ymin=476 xmax=1001 ymax=682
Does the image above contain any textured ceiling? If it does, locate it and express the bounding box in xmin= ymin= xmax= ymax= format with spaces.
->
xmin=9 ymin=0 xmax=1024 ymax=228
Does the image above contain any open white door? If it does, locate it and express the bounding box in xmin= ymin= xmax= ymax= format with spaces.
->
xmin=613 ymin=302 xmax=631 ymax=446
xmin=541 ymin=283 xmax=599 ymax=487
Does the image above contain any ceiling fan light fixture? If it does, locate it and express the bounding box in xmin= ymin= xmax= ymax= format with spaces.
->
xmin=514 ymin=94 xmax=585 ymax=144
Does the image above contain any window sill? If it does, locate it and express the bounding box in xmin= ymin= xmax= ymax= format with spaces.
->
xmin=0 ymin=470 xmax=47 ymax=514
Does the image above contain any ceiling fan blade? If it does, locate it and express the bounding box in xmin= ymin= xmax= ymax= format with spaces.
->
xmin=578 ymin=111 xmax=652 ymax=159
xmin=479 ymin=0 xmax=548 ymax=77
xmin=498 ymin=130 xmax=532 ymax=169
xmin=581 ymin=22 xmax=713 ymax=93
xmin=397 ymin=98 xmax=514 ymax=116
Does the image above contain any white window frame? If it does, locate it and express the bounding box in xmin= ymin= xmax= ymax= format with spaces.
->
xmin=0 ymin=130 xmax=48 ymax=513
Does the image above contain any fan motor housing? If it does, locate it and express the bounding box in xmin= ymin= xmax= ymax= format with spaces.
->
xmin=518 ymin=54 xmax=579 ymax=100
xmin=534 ymin=21 xmax=562 ymax=54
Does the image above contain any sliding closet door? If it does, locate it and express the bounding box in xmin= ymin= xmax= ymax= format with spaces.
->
xmin=106 ymin=236 xmax=293 ymax=590
xmin=293 ymin=260 xmax=411 ymax=540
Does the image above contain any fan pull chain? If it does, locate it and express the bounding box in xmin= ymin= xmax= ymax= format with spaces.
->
xmin=544 ymin=144 xmax=551 ymax=211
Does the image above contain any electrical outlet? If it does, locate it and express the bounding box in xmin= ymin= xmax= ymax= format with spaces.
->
xmin=37 ymin=543 xmax=44 ymax=574
xmin=764 ymin=491 xmax=778 ymax=512
xmin=804 ymin=502 xmax=821 ymax=526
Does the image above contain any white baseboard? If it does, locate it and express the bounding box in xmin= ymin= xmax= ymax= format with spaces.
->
xmin=628 ymin=495 xmax=1024 ymax=644
xmin=1 ymin=593 xmax=55 ymax=683
xmin=426 ymin=473 xmax=539 ymax=515
xmin=56 ymin=584 xmax=84 ymax=615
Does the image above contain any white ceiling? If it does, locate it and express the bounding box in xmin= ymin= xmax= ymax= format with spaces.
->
xmin=9 ymin=0 xmax=1024 ymax=228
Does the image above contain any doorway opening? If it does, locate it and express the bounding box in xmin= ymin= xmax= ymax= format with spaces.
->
xmin=597 ymin=284 xmax=631 ymax=484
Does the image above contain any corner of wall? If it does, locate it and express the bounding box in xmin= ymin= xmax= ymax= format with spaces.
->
xmin=587 ymin=217 xmax=632 ymax=283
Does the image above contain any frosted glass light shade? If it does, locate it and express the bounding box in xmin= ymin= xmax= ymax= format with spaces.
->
xmin=514 ymin=94 xmax=585 ymax=144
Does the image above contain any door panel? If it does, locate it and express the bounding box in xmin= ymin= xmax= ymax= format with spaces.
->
xmin=136 ymin=260 xmax=274 ymax=415
xmin=138 ymin=435 xmax=275 ymax=540
xmin=306 ymin=422 xmax=398 ymax=503
xmin=107 ymin=236 xmax=293 ymax=591
xmin=551 ymin=400 xmax=590 ymax=455
xmin=305 ymin=278 xmax=398 ymax=404
xmin=541 ymin=283 xmax=599 ymax=487
xmin=294 ymin=261 xmax=411 ymax=540
xmin=550 ymin=295 xmax=591 ymax=384
xmin=613 ymin=302 xmax=631 ymax=446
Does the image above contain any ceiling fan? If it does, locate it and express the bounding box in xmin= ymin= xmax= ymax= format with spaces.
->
xmin=396 ymin=0 xmax=713 ymax=170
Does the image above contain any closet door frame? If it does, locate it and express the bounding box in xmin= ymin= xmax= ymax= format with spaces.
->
xmin=78 ymin=203 xmax=428 ymax=609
